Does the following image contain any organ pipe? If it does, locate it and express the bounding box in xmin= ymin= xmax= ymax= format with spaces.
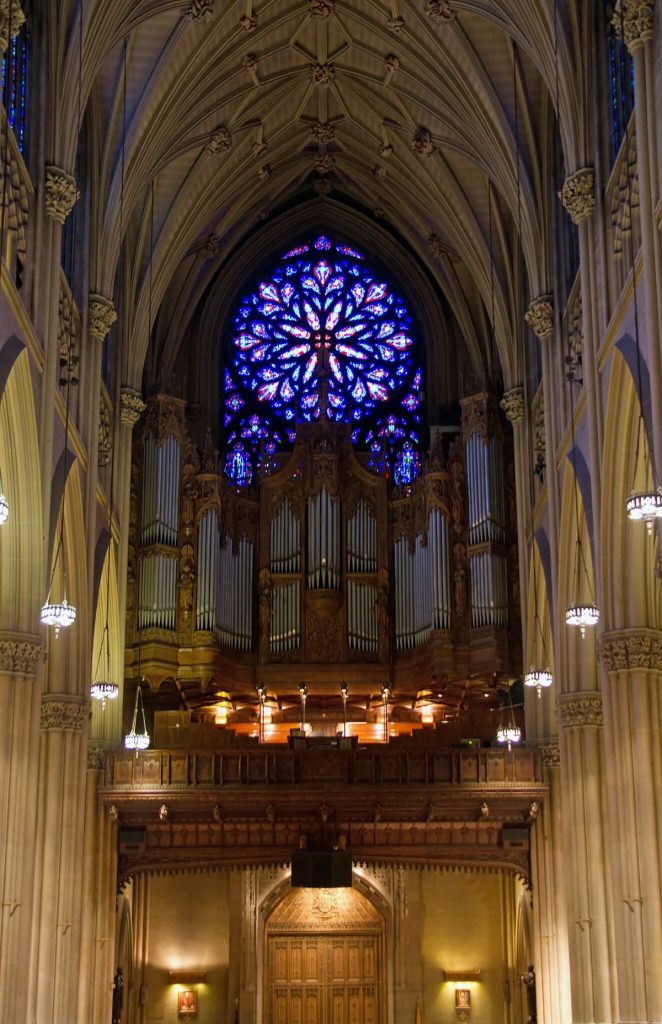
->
xmin=196 ymin=509 xmax=220 ymax=631
xmin=216 ymin=534 xmax=254 ymax=650
xmin=141 ymin=432 xmax=181 ymax=546
xmin=307 ymin=488 xmax=340 ymax=589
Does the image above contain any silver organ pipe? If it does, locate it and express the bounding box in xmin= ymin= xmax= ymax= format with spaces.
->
xmin=141 ymin=432 xmax=181 ymax=546
xmin=469 ymin=551 xmax=508 ymax=628
xmin=216 ymin=534 xmax=254 ymax=649
xmin=270 ymin=581 xmax=300 ymax=654
xmin=347 ymin=500 xmax=377 ymax=573
xmin=428 ymin=507 xmax=451 ymax=629
xmin=196 ymin=509 xmax=219 ymax=631
xmin=347 ymin=581 xmax=378 ymax=652
xmin=466 ymin=432 xmax=508 ymax=628
xmin=307 ymin=487 xmax=340 ymax=589
xmin=270 ymin=499 xmax=300 ymax=574
xmin=138 ymin=551 xmax=177 ymax=631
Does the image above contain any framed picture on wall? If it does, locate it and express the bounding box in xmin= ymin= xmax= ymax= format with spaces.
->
xmin=178 ymin=989 xmax=197 ymax=1016
xmin=455 ymin=989 xmax=471 ymax=1009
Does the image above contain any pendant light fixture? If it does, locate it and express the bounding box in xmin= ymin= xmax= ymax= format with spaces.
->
xmin=124 ymin=682 xmax=149 ymax=751
xmin=42 ymin=0 xmax=85 ymax=635
xmin=496 ymin=685 xmax=521 ymax=751
xmin=615 ymin=4 xmax=662 ymax=532
xmin=91 ymin=37 xmax=128 ymax=709
xmin=0 ymin=4 xmax=14 ymax=525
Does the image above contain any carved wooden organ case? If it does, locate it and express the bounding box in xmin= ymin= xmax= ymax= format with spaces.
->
xmin=125 ymin=394 xmax=520 ymax=692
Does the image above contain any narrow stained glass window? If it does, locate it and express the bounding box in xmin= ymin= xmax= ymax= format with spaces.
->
xmin=223 ymin=235 xmax=423 ymax=486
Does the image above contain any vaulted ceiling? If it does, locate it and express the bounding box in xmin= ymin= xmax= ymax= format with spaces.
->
xmin=50 ymin=0 xmax=589 ymax=396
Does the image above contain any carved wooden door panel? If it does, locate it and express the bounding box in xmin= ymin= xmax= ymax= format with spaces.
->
xmin=267 ymin=934 xmax=381 ymax=1024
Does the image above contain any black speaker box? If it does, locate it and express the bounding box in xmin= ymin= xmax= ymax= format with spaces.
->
xmin=291 ymin=850 xmax=353 ymax=888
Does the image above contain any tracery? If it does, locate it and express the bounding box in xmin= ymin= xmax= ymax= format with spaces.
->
xmin=223 ymin=234 xmax=423 ymax=486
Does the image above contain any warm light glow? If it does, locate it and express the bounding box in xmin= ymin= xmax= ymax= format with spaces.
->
xmin=523 ymin=668 xmax=553 ymax=699
xmin=90 ymin=681 xmax=119 ymax=708
xmin=496 ymin=724 xmax=521 ymax=751
xmin=626 ymin=490 xmax=662 ymax=533
xmin=0 ymin=491 xmax=8 ymax=524
xmin=565 ymin=603 xmax=599 ymax=638
xmin=40 ymin=598 xmax=77 ymax=637
xmin=124 ymin=728 xmax=150 ymax=751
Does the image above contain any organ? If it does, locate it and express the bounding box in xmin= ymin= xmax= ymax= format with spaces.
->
xmin=125 ymin=392 xmax=520 ymax=710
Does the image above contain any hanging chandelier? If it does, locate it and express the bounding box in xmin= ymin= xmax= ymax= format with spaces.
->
xmin=626 ymin=489 xmax=662 ymax=533
xmin=0 ymin=483 xmax=8 ymax=524
xmin=124 ymin=684 xmax=150 ymax=751
xmin=565 ymin=602 xmax=599 ymax=638
xmin=90 ymin=680 xmax=119 ymax=707
xmin=496 ymin=722 xmax=521 ymax=751
xmin=41 ymin=565 xmax=77 ymax=637
xmin=523 ymin=667 xmax=553 ymax=699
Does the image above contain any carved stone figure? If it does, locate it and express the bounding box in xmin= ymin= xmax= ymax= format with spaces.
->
xmin=520 ymin=965 xmax=537 ymax=1023
xmin=454 ymin=563 xmax=467 ymax=618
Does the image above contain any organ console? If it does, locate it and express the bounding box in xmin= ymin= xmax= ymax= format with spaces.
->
xmin=125 ymin=391 xmax=520 ymax=718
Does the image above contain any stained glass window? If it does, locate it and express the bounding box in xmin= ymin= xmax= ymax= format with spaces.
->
xmin=223 ymin=235 xmax=423 ymax=486
xmin=604 ymin=1 xmax=634 ymax=164
xmin=2 ymin=29 xmax=28 ymax=154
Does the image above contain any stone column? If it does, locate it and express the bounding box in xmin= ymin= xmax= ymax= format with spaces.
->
xmin=117 ymin=389 xmax=145 ymax=671
xmin=557 ymin=691 xmax=615 ymax=1024
xmin=0 ymin=0 xmax=25 ymax=55
xmin=614 ymin=0 xmax=662 ymax=476
xmin=77 ymin=748 xmax=118 ymax=1024
xmin=27 ymin=693 xmax=89 ymax=1024
xmin=39 ymin=166 xmax=79 ymax=589
xmin=529 ymin=740 xmax=572 ymax=1024
xmin=0 ymin=634 xmax=43 ymax=1024
xmin=559 ymin=168 xmax=604 ymax=606
xmin=524 ymin=298 xmax=561 ymax=659
xmin=500 ymin=387 xmax=529 ymax=645
xmin=600 ymin=628 xmax=662 ymax=1022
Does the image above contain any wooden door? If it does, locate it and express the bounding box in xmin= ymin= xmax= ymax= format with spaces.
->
xmin=267 ymin=934 xmax=381 ymax=1024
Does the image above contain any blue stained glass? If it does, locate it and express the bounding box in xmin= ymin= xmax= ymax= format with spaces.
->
xmin=1 ymin=31 xmax=28 ymax=153
xmin=223 ymin=236 xmax=423 ymax=485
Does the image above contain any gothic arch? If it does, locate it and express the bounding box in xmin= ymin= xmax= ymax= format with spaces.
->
xmin=89 ymin=540 xmax=123 ymax=745
xmin=557 ymin=459 xmax=599 ymax=687
xmin=601 ymin=349 xmax=661 ymax=630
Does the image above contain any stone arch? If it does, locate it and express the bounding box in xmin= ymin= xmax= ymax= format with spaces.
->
xmin=256 ymin=868 xmax=393 ymax=1024
xmin=524 ymin=537 xmax=557 ymax=738
xmin=0 ymin=346 xmax=43 ymax=632
xmin=601 ymin=349 xmax=661 ymax=630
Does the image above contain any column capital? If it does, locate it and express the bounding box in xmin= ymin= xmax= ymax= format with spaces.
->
xmin=612 ymin=0 xmax=655 ymax=54
xmin=0 ymin=632 xmax=43 ymax=675
xmin=0 ymin=0 xmax=25 ymax=55
xmin=40 ymin=694 xmax=89 ymax=732
xmin=500 ymin=386 xmax=525 ymax=424
xmin=525 ymin=295 xmax=554 ymax=342
xmin=120 ymin=387 xmax=146 ymax=429
xmin=44 ymin=165 xmax=79 ymax=224
xmin=600 ymin=628 xmax=662 ymax=671
xmin=557 ymin=690 xmax=603 ymax=729
xmin=559 ymin=167 xmax=595 ymax=224
xmin=535 ymin=739 xmax=560 ymax=768
xmin=88 ymin=294 xmax=117 ymax=342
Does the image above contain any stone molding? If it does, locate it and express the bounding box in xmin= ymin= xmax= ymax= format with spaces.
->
xmin=41 ymin=694 xmax=89 ymax=732
xmin=557 ymin=691 xmax=603 ymax=730
xmin=0 ymin=0 xmax=25 ymax=54
xmin=612 ymin=0 xmax=655 ymax=54
xmin=600 ymin=628 xmax=662 ymax=672
xmin=0 ymin=634 xmax=43 ymax=675
xmin=44 ymin=165 xmax=79 ymax=224
xmin=525 ymin=295 xmax=554 ymax=341
xmin=500 ymin=387 xmax=525 ymax=424
xmin=88 ymin=294 xmax=117 ymax=341
xmin=535 ymin=740 xmax=560 ymax=768
xmin=559 ymin=167 xmax=595 ymax=224
xmin=87 ymin=745 xmax=106 ymax=770
xmin=120 ymin=387 xmax=146 ymax=429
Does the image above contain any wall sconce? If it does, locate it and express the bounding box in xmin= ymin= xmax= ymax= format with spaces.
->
xmin=442 ymin=970 xmax=481 ymax=983
xmin=168 ymin=970 xmax=207 ymax=985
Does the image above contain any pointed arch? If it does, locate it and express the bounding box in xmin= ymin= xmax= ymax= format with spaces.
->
xmin=557 ymin=459 xmax=599 ymax=687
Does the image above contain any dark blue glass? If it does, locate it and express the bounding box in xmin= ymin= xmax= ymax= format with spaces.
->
xmin=1 ymin=31 xmax=28 ymax=153
xmin=223 ymin=237 xmax=423 ymax=486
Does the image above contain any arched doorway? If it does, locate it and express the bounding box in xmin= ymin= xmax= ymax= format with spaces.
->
xmin=264 ymin=886 xmax=386 ymax=1024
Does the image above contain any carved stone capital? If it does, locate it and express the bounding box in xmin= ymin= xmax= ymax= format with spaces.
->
xmin=559 ymin=167 xmax=595 ymax=224
xmin=41 ymin=695 xmax=89 ymax=732
xmin=87 ymin=744 xmax=106 ymax=770
xmin=612 ymin=0 xmax=655 ymax=54
xmin=0 ymin=0 xmax=25 ymax=54
xmin=0 ymin=633 xmax=43 ymax=675
xmin=500 ymin=387 xmax=525 ymax=424
xmin=88 ymin=294 xmax=117 ymax=341
xmin=536 ymin=740 xmax=560 ymax=768
xmin=120 ymin=387 xmax=146 ymax=429
xmin=557 ymin=691 xmax=603 ymax=730
xmin=44 ymin=166 xmax=79 ymax=224
xmin=600 ymin=628 xmax=662 ymax=672
xmin=525 ymin=295 xmax=554 ymax=342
